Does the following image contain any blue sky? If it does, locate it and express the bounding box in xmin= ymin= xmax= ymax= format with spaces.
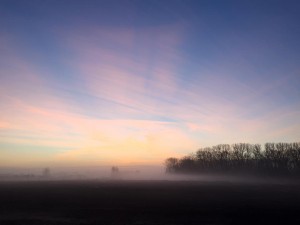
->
xmin=0 ymin=0 xmax=300 ymax=167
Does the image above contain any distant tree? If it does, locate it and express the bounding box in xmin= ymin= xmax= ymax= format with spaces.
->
xmin=165 ymin=158 xmax=178 ymax=173
xmin=178 ymin=156 xmax=195 ymax=173
xmin=165 ymin=142 xmax=300 ymax=177
xmin=43 ymin=168 xmax=50 ymax=178
xmin=111 ymin=166 xmax=120 ymax=179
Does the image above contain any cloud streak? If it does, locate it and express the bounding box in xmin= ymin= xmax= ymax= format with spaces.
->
xmin=1 ymin=2 xmax=300 ymax=167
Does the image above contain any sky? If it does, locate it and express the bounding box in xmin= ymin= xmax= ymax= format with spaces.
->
xmin=0 ymin=0 xmax=300 ymax=167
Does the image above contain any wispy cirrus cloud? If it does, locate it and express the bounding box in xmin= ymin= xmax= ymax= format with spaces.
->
xmin=1 ymin=15 xmax=300 ymax=167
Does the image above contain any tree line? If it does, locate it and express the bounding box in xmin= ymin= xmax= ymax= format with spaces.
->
xmin=165 ymin=142 xmax=300 ymax=176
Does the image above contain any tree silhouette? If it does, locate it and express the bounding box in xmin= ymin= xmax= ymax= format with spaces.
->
xmin=111 ymin=166 xmax=120 ymax=179
xmin=165 ymin=142 xmax=300 ymax=177
xmin=43 ymin=168 xmax=50 ymax=178
xmin=165 ymin=158 xmax=179 ymax=173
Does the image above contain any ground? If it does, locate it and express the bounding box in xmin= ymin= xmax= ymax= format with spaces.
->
xmin=0 ymin=179 xmax=299 ymax=225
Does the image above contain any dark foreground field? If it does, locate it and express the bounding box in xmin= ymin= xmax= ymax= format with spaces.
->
xmin=0 ymin=179 xmax=300 ymax=225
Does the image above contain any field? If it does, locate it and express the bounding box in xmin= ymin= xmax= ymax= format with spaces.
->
xmin=0 ymin=179 xmax=299 ymax=225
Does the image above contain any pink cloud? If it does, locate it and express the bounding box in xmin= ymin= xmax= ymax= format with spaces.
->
xmin=60 ymin=24 xmax=187 ymax=119
xmin=1 ymin=25 xmax=300 ymax=167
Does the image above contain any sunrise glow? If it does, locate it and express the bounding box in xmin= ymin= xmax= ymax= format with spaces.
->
xmin=1 ymin=1 xmax=300 ymax=167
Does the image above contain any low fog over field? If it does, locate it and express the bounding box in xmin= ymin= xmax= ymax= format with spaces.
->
xmin=1 ymin=166 xmax=298 ymax=186
xmin=0 ymin=165 xmax=163 ymax=180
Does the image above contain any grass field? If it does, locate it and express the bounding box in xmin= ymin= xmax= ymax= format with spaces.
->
xmin=0 ymin=179 xmax=299 ymax=225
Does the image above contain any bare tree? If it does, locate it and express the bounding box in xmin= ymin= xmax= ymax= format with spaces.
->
xmin=165 ymin=158 xmax=178 ymax=173
xmin=165 ymin=142 xmax=300 ymax=177
xmin=43 ymin=168 xmax=50 ymax=178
